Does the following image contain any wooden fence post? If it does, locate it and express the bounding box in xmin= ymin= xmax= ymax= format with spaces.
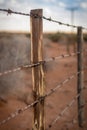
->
xmin=77 ymin=26 xmax=84 ymax=127
xmin=30 ymin=9 xmax=45 ymax=130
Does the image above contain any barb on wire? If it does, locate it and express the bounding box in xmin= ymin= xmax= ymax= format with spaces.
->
xmin=63 ymin=101 xmax=87 ymax=129
xmin=0 ymin=8 xmax=87 ymax=30
xmin=67 ymin=119 xmax=87 ymax=127
xmin=66 ymin=119 xmax=78 ymax=127
xmin=0 ymin=9 xmax=30 ymax=16
xmin=61 ymin=116 xmax=78 ymax=130
xmin=0 ymin=100 xmax=39 ymax=125
xmin=48 ymin=94 xmax=80 ymax=129
xmin=45 ymin=51 xmax=80 ymax=63
xmin=0 ymin=70 xmax=82 ymax=126
xmin=42 ymin=15 xmax=78 ymax=29
xmin=0 ymin=62 xmax=43 ymax=77
xmin=44 ymin=71 xmax=81 ymax=98
xmin=0 ymin=51 xmax=80 ymax=77
xmin=47 ymin=84 xmax=87 ymax=129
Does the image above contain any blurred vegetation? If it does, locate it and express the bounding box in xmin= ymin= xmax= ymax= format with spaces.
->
xmin=46 ymin=32 xmax=87 ymax=43
xmin=25 ymin=33 xmax=30 ymax=38
xmin=0 ymin=32 xmax=30 ymax=38
xmin=0 ymin=32 xmax=87 ymax=42
xmin=84 ymin=34 xmax=87 ymax=41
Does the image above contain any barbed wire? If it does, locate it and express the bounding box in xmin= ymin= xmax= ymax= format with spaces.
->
xmin=62 ymin=117 xmax=78 ymax=130
xmin=44 ymin=71 xmax=81 ymax=98
xmin=66 ymin=118 xmax=87 ymax=127
xmin=0 ymin=70 xmax=83 ymax=126
xmin=63 ymin=119 xmax=78 ymax=129
xmin=0 ymin=49 xmax=86 ymax=78
xmin=47 ymin=93 xmax=81 ymax=129
xmin=62 ymin=100 xmax=87 ymax=129
xmin=0 ymin=8 xmax=87 ymax=30
xmin=0 ymin=8 xmax=87 ymax=129
xmin=0 ymin=62 xmax=43 ymax=77
xmin=0 ymin=9 xmax=30 ymax=16
xmin=0 ymin=51 xmax=80 ymax=77
xmin=45 ymin=51 xmax=80 ymax=63
xmin=0 ymin=100 xmax=39 ymax=125
xmin=48 ymin=86 xmax=87 ymax=129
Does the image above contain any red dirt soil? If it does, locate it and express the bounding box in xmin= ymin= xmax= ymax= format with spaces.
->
xmin=0 ymin=41 xmax=87 ymax=130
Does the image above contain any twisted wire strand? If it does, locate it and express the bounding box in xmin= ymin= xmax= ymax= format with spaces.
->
xmin=48 ymin=94 xmax=80 ymax=129
xmin=61 ymin=91 xmax=87 ymax=130
xmin=45 ymin=51 xmax=80 ymax=63
xmin=0 ymin=51 xmax=80 ymax=77
xmin=0 ymin=62 xmax=43 ymax=77
xmin=0 ymin=8 xmax=86 ymax=127
xmin=48 ymin=85 xmax=87 ymax=129
xmin=0 ymin=8 xmax=87 ymax=30
xmin=0 ymin=100 xmax=39 ymax=125
xmin=0 ymin=70 xmax=82 ymax=126
xmin=63 ymin=100 xmax=87 ymax=129
xmin=44 ymin=71 xmax=81 ymax=98
xmin=0 ymin=9 xmax=30 ymax=16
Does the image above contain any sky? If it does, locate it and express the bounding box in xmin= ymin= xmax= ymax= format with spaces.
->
xmin=0 ymin=0 xmax=87 ymax=32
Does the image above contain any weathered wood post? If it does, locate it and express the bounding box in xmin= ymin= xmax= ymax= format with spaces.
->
xmin=77 ymin=26 xmax=84 ymax=127
xmin=30 ymin=9 xmax=45 ymax=130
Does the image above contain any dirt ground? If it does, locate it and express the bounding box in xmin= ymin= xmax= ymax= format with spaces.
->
xmin=0 ymin=33 xmax=87 ymax=130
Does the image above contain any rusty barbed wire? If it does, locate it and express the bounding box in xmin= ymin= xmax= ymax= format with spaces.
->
xmin=0 ymin=100 xmax=39 ymax=125
xmin=63 ymin=119 xmax=78 ymax=129
xmin=0 ymin=62 xmax=43 ymax=77
xmin=0 ymin=51 xmax=80 ymax=77
xmin=0 ymin=8 xmax=87 ymax=128
xmin=0 ymin=70 xmax=83 ymax=126
xmin=45 ymin=51 xmax=80 ymax=63
xmin=0 ymin=9 xmax=30 ymax=16
xmin=43 ymin=71 xmax=81 ymax=98
xmin=0 ymin=8 xmax=87 ymax=30
xmin=63 ymin=100 xmax=87 ymax=129
xmin=47 ymin=94 xmax=80 ymax=129
xmin=67 ymin=118 xmax=87 ymax=127
xmin=48 ymin=86 xmax=87 ymax=129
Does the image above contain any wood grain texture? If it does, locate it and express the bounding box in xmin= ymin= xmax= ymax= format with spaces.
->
xmin=77 ymin=26 xmax=84 ymax=127
xmin=30 ymin=9 xmax=45 ymax=130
